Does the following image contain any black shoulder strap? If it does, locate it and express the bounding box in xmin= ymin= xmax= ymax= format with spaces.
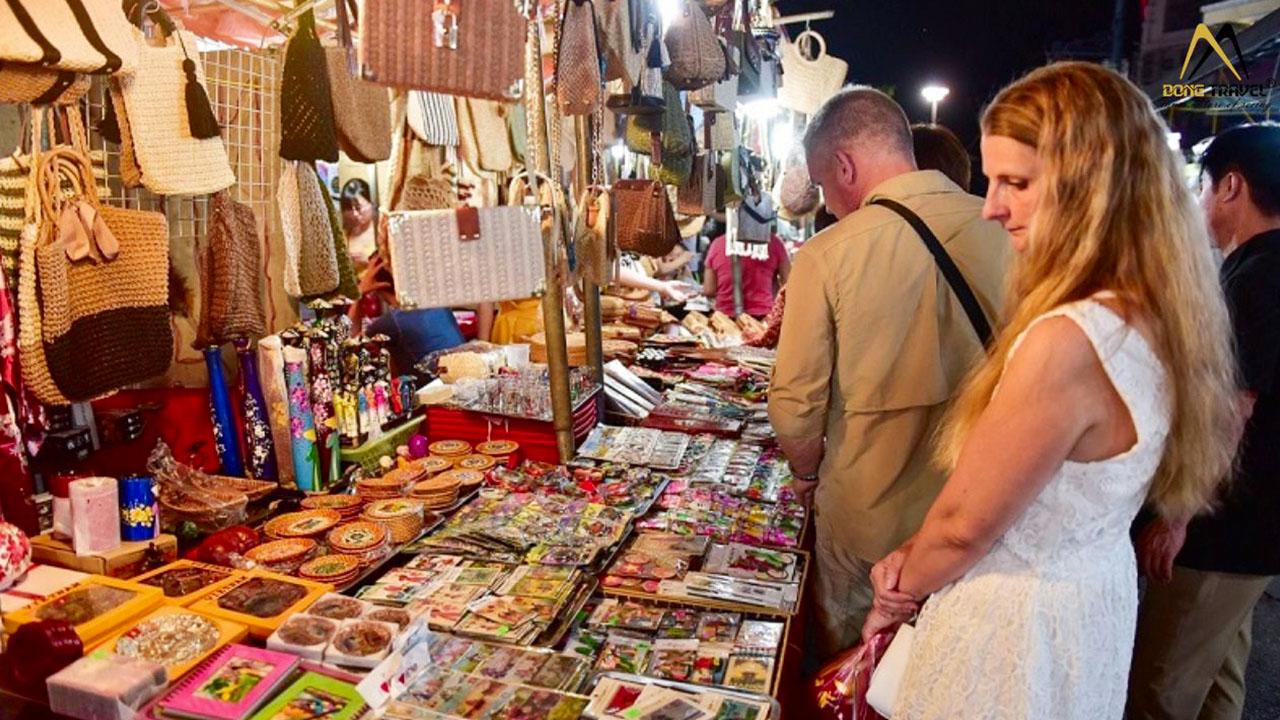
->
xmin=871 ymin=197 xmax=993 ymax=347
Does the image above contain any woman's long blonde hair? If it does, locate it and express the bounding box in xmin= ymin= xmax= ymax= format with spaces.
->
xmin=936 ymin=62 xmax=1240 ymax=521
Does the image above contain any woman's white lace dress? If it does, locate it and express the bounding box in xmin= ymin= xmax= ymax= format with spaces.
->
xmin=894 ymin=298 xmax=1171 ymax=719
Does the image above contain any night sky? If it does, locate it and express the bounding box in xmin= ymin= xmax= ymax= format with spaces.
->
xmin=776 ymin=0 xmax=1144 ymax=186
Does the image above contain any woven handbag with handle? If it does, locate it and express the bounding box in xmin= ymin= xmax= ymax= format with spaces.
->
xmin=117 ymin=29 xmax=235 ymax=195
xmin=386 ymin=206 xmax=545 ymax=308
xmin=779 ymin=30 xmax=849 ymax=116
xmin=325 ymin=47 xmax=391 ymax=163
xmin=294 ymin=162 xmax=341 ymax=297
xmin=406 ymin=91 xmax=460 ymax=147
xmin=280 ymin=11 xmax=339 ymax=163
xmin=557 ymin=0 xmax=603 ymax=116
xmin=194 ymin=191 xmax=266 ymax=349
xmin=0 ymin=0 xmax=138 ymax=74
xmin=28 ymin=147 xmax=172 ymax=403
xmin=663 ymin=0 xmax=726 ymax=91
xmin=614 ymin=179 xmax=679 ymax=257
xmin=362 ymin=0 xmax=526 ymax=101
xmin=690 ymin=39 xmax=738 ymax=112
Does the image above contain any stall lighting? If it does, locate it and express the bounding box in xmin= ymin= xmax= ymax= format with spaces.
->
xmin=658 ymin=0 xmax=680 ymax=30
xmin=921 ymin=84 xmax=950 ymax=123
xmin=770 ymin=122 xmax=795 ymax=160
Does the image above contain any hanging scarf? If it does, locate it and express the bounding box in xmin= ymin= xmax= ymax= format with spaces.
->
xmin=235 ymin=339 xmax=277 ymax=481
xmin=203 ymin=347 xmax=245 ymax=477
xmin=283 ymin=345 xmax=321 ymax=492
xmin=257 ymin=335 xmax=297 ymax=489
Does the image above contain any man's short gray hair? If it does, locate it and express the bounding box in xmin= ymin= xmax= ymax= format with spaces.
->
xmin=803 ymin=86 xmax=914 ymax=163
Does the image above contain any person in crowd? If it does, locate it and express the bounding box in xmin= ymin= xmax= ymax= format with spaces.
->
xmin=863 ymin=62 xmax=1241 ymax=718
xmin=768 ymin=86 xmax=1010 ymax=660
xmin=911 ymin=123 xmax=972 ymax=192
xmin=365 ymin=306 xmax=465 ymax=376
xmin=701 ymin=232 xmax=790 ymax=318
xmin=1127 ymin=124 xmax=1280 ymax=720
xmin=340 ymin=178 xmax=380 ymax=270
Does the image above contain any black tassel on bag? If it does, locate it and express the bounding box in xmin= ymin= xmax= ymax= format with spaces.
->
xmin=182 ymin=58 xmax=221 ymax=139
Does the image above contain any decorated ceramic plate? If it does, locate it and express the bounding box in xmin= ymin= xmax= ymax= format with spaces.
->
xmin=307 ymin=594 xmax=366 ymax=620
xmin=114 ymin=611 xmax=219 ymax=666
xmin=298 ymin=554 xmax=362 ymax=581
xmin=327 ymin=521 xmax=388 ymax=553
xmin=428 ymin=440 xmax=472 ymax=457
xmin=264 ymin=510 xmax=342 ymax=539
xmin=276 ymin=614 xmax=336 ymax=646
xmin=332 ymin=620 xmax=394 ymax=656
xmin=363 ymin=499 xmax=424 ymax=520
xmin=445 ymin=469 xmax=486 ymax=489
xmin=454 ymin=455 xmax=496 ymax=473
xmin=476 ymin=440 xmax=519 ymax=457
xmin=413 ymin=456 xmax=453 ymax=476
xmin=245 ymin=538 xmax=317 ymax=564
xmin=301 ymin=495 xmax=363 ymax=514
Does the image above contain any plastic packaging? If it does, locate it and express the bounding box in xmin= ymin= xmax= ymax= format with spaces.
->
xmin=148 ymin=441 xmax=248 ymax=533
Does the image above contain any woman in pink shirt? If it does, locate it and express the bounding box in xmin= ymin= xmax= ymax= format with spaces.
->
xmin=701 ymin=234 xmax=791 ymax=318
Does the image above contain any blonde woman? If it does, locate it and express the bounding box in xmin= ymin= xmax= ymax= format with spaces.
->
xmin=862 ymin=62 xmax=1241 ymax=718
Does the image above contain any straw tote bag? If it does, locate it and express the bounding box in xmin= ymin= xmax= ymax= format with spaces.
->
xmin=276 ymin=161 xmax=340 ymax=299
xmin=362 ymin=0 xmax=527 ymax=101
xmin=457 ymin=98 xmax=516 ymax=173
xmin=21 ymin=147 xmax=171 ymax=404
xmin=117 ymin=29 xmax=235 ymax=195
xmin=194 ymin=191 xmax=266 ymax=349
xmin=386 ymin=206 xmax=544 ymax=309
xmin=325 ymin=47 xmax=392 ymax=163
xmin=778 ymin=30 xmax=848 ymax=115
xmin=0 ymin=0 xmax=138 ymax=75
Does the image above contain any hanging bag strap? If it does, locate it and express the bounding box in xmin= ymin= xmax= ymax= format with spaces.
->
xmin=871 ymin=197 xmax=992 ymax=347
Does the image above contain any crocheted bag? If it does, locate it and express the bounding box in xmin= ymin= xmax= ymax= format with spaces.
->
xmin=279 ymin=11 xmax=339 ymax=163
xmin=325 ymin=47 xmax=391 ymax=163
xmin=194 ymin=190 xmax=266 ymax=348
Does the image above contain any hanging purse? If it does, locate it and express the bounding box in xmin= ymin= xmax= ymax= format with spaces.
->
xmin=26 ymin=146 xmax=172 ymax=403
xmin=779 ymin=30 xmax=848 ymax=116
xmin=0 ymin=0 xmax=138 ymax=75
xmin=457 ymin=98 xmax=517 ymax=173
xmin=663 ymin=0 xmax=726 ymax=91
xmin=406 ymin=91 xmax=460 ymax=147
xmin=614 ymin=179 xmax=680 ymax=257
xmin=557 ymin=0 xmax=604 ymax=116
xmin=605 ymin=17 xmax=664 ymax=116
xmin=362 ymin=0 xmax=526 ymax=101
xmin=574 ymin=186 xmax=615 ymax=286
xmin=777 ymin=149 xmax=821 ymax=219
xmin=690 ymin=39 xmax=738 ymax=112
xmin=117 ymin=28 xmax=235 ymax=195
xmin=596 ymin=0 xmax=644 ymax=88
xmin=678 ymin=152 xmax=717 ymax=216
xmin=738 ymin=190 xmax=776 ymax=243
xmin=280 ymin=10 xmax=339 ymax=163
xmin=194 ymin=191 xmax=267 ymax=349
xmin=386 ymin=206 xmax=545 ymax=308
xmin=626 ymin=83 xmax=694 ymax=186
xmin=295 ymin=162 xmax=342 ymax=298
xmin=395 ymin=175 xmax=458 ymax=212
xmin=325 ymin=46 xmax=392 ymax=163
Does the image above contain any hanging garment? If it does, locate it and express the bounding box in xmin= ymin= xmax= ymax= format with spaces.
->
xmin=257 ymin=335 xmax=296 ymax=489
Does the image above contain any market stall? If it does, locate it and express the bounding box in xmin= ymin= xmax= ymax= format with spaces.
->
xmin=0 ymin=0 xmax=850 ymax=717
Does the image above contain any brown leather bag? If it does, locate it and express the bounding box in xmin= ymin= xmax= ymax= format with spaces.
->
xmin=663 ymin=0 xmax=725 ymax=91
xmin=556 ymin=0 xmax=603 ymax=115
xmin=362 ymin=0 xmax=526 ymax=101
xmin=613 ymin=179 xmax=679 ymax=258
xmin=195 ymin=191 xmax=267 ymax=349
xmin=677 ymin=152 xmax=716 ymax=216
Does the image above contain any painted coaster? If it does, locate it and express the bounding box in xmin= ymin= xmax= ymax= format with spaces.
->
xmin=245 ymin=538 xmax=317 ymax=565
xmin=327 ymin=521 xmax=388 ymax=553
xmin=454 ymin=454 xmax=496 ymax=473
xmin=412 ymin=456 xmax=454 ymax=476
xmin=298 ymin=554 xmax=361 ymax=583
xmin=475 ymin=440 xmax=519 ymax=457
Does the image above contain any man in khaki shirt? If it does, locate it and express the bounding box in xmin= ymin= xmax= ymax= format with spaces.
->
xmin=768 ymin=87 xmax=1010 ymax=658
